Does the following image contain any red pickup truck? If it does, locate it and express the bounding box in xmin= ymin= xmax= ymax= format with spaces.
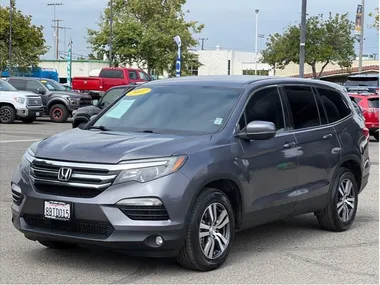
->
xmin=72 ymin=67 xmax=152 ymax=93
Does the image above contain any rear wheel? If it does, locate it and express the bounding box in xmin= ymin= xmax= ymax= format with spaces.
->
xmin=49 ymin=104 xmax=69 ymax=123
xmin=176 ymin=188 xmax=235 ymax=271
xmin=0 ymin=105 xmax=16 ymax=124
xmin=38 ymin=240 xmax=77 ymax=249
xmin=316 ymin=167 xmax=358 ymax=232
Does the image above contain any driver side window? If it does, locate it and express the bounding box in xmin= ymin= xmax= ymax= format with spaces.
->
xmin=238 ymin=86 xmax=285 ymax=132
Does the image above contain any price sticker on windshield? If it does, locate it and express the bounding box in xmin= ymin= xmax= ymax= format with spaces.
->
xmin=126 ymin=88 xmax=151 ymax=96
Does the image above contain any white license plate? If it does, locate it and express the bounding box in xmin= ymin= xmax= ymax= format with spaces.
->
xmin=44 ymin=201 xmax=71 ymax=221
xmin=36 ymin=112 xmax=40 ymax=116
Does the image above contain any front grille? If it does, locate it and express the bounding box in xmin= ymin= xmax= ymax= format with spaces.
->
xmin=30 ymin=159 xmax=119 ymax=198
xmin=26 ymin=96 xmax=43 ymax=106
xmin=118 ymin=205 xmax=170 ymax=220
xmin=12 ymin=190 xmax=24 ymax=206
xmin=23 ymin=214 xmax=114 ymax=238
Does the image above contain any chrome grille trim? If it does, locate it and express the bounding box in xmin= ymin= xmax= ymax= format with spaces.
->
xmin=30 ymin=177 xmax=112 ymax=189
xmin=26 ymin=96 xmax=43 ymax=107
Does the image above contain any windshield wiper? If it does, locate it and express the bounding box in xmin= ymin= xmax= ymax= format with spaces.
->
xmin=89 ymin=125 xmax=112 ymax=131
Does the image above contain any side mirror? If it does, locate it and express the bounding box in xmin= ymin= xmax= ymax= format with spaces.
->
xmin=236 ymin=121 xmax=276 ymax=140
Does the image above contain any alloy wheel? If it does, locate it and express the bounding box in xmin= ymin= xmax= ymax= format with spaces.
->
xmin=337 ymin=178 xmax=356 ymax=222
xmin=199 ymin=202 xmax=230 ymax=259
xmin=0 ymin=108 xmax=11 ymax=121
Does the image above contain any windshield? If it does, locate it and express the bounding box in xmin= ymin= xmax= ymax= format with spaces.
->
xmin=92 ymin=85 xmax=242 ymax=134
xmin=0 ymin=79 xmax=18 ymax=91
xmin=344 ymin=77 xmax=379 ymax=87
xmin=99 ymin=87 xmax=132 ymax=107
xmin=40 ymin=80 xmax=66 ymax=91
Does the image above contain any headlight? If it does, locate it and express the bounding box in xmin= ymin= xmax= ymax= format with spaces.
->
xmin=113 ymin=155 xmax=187 ymax=184
xmin=14 ymin=97 xmax=25 ymax=104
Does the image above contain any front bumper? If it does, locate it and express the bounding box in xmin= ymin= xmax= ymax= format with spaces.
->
xmin=17 ymin=107 xmax=44 ymax=118
xmin=11 ymin=167 xmax=192 ymax=257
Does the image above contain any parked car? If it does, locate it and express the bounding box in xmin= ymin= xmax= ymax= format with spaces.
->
xmin=343 ymin=73 xmax=379 ymax=94
xmin=71 ymin=85 xmax=137 ymax=128
xmin=0 ymin=79 xmax=44 ymax=124
xmin=348 ymin=92 xmax=379 ymax=141
xmin=11 ymin=76 xmax=370 ymax=271
xmin=6 ymin=77 xmax=93 ymax=123
xmin=72 ymin=67 xmax=151 ymax=93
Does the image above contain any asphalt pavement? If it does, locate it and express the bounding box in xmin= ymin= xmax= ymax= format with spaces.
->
xmin=0 ymin=118 xmax=379 ymax=284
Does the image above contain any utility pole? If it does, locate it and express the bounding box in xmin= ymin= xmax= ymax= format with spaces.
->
xmin=59 ymin=26 xmax=71 ymax=54
xmin=8 ymin=0 xmax=13 ymax=76
xmin=199 ymin=38 xmax=208 ymax=50
xmin=254 ymin=9 xmax=259 ymax=75
xmin=52 ymin=19 xmax=63 ymax=59
xmin=299 ymin=0 xmax=307 ymax=78
xmin=47 ymin=3 xmax=63 ymax=60
xmin=358 ymin=0 xmax=365 ymax=73
xmin=109 ymin=0 xmax=113 ymax=67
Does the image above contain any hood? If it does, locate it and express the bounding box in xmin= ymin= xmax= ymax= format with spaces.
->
xmin=35 ymin=128 xmax=212 ymax=163
xmin=1 ymin=90 xmax=41 ymax=97
xmin=53 ymin=91 xmax=92 ymax=100
xmin=73 ymin=105 xmax=101 ymax=116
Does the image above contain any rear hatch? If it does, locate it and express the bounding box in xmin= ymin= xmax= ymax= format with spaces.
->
xmin=363 ymin=97 xmax=379 ymax=129
xmin=343 ymin=75 xmax=379 ymax=94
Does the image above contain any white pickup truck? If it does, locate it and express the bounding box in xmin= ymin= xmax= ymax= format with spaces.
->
xmin=0 ymin=79 xmax=44 ymax=124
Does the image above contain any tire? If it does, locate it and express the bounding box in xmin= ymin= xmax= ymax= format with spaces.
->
xmin=373 ymin=132 xmax=379 ymax=142
xmin=21 ymin=117 xmax=35 ymax=124
xmin=316 ymin=167 xmax=358 ymax=232
xmin=0 ymin=105 xmax=16 ymax=124
xmin=176 ymin=188 xmax=235 ymax=271
xmin=49 ymin=104 xmax=69 ymax=123
xmin=38 ymin=240 xmax=77 ymax=249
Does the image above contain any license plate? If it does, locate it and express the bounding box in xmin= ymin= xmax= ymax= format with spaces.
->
xmin=36 ymin=112 xmax=40 ymax=116
xmin=44 ymin=201 xmax=71 ymax=221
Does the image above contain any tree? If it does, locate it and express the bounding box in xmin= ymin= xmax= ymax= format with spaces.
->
xmin=87 ymin=0 xmax=204 ymax=76
xmin=0 ymin=1 xmax=48 ymax=71
xmin=261 ymin=13 xmax=356 ymax=78
xmin=369 ymin=8 xmax=379 ymax=31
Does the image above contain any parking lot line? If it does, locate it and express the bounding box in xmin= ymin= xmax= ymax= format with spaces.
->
xmin=0 ymin=139 xmax=42 ymax=144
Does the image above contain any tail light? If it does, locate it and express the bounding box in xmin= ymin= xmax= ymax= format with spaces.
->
xmin=363 ymin=127 xmax=370 ymax=140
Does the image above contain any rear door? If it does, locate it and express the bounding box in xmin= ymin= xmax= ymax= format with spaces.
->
xmin=99 ymin=69 xmax=125 ymax=91
xmin=127 ymin=70 xmax=140 ymax=84
xmin=280 ymin=85 xmax=341 ymax=214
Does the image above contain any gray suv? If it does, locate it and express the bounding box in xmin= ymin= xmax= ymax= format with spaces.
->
xmin=11 ymin=76 xmax=370 ymax=271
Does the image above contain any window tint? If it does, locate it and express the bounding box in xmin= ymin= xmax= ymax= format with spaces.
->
xmin=8 ymin=79 xmax=26 ymax=90
xmin=368 ymin=98 xmax=379 ymax=108
xmin=317 ymin=88 xmax=351 ymax=123
xmin=0 ymin=79 xmax=17 ymax=91
xmin=129 ymin=71 xmax=138 ymax=80
xmin=283 ymin=86 xmax=320 ymax=129
xmin=26 ymin=81 xmax=43 ymax=91
xmin=138 ymin=71 xmax=150 ymax=81
xmin=99 ymin=88 xmax=128 ymax=106
xmin=99 ymin=69 xmax=124 ymax=78
xmin=239 ymin=87 xmax=285 ymax=131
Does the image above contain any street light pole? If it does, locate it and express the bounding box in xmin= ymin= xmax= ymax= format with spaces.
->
xmin=8 ymin=0 xmax=12 ymax=76
xmin=358 ymin=0 xmax=365 ymax=73
xmin=109 ymin=0 xmax=113 ymax=67
xmin=254 ymin=9 xmax=259 ymax=75
xmin=299 ymin=0 xmax=307 ymax=78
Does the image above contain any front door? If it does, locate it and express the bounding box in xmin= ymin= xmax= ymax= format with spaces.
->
xmin=237 ymin=86 xmax=298 ymax=228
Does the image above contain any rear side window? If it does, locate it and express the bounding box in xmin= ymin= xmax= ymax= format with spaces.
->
xmin=99 ymin=69 xmax=124 ymax=78
xmin=368 ymin=98 xmax=379 ymax=108
xmin=283 ymin=86 xmax=320 ymax=129
xmin=8 ymin=79 xmax=26 ymax=90
xmin=129 ymin=71 xmax=138 ymax=80
xmin=317 ymin=88 xmax=351 ymax=123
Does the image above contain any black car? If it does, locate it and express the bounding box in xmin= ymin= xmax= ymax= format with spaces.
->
xmin=343 ymin=73 xmax=379 ymax=94
xmin=7 ymin=77 xmax=93 ymax=123
xmin=72 ymin=85 xmax=136 ymax=128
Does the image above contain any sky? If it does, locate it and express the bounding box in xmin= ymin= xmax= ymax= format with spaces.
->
xmin=3 ymin=0 xmax=379 ymax=59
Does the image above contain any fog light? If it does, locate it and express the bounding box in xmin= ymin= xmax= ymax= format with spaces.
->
xmin=156 ymin=236 xmax=164 ymax=246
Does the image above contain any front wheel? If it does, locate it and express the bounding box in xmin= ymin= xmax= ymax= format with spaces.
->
xmin=49 ymin=104 xmax=69 ymax=123
xmin=316 ymin=167 xmax=358 ymax=232
xmin=176 ymin=188 xmax=235 ymax=271
xmin=0 ymin=105 xmax=16 ymax=124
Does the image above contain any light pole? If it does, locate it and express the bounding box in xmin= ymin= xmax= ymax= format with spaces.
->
xmin=358 ymin=0 xmax=365 ymax=73
xmin=254 ymin=9 xmax=259 ymax=75
xmin=109 ymin=0 xmax=113 ymax=67
xmin=299 ymin=0 xmax=307 ymax=78
xmin=9 ymin=0 xmax=12 ymax=76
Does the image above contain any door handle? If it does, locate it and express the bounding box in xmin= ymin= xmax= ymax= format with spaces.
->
xmin=323 ymin=134 xmax=333 ymax=140
xmin=283 ymin=142 xmax=296 ymax=149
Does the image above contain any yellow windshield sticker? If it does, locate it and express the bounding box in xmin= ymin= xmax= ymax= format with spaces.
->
xmin=40 ymin=80 xmax=47 ymax=83
xmin=126 ymin=88 xmax=151 ymax=96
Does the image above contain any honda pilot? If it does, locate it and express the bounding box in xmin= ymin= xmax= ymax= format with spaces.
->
xmin=11 ymin=76 xmax=370 ymax=271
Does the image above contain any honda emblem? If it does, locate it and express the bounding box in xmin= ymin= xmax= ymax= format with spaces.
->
xmin=58 ymin=167 xmax=73 ymax=181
